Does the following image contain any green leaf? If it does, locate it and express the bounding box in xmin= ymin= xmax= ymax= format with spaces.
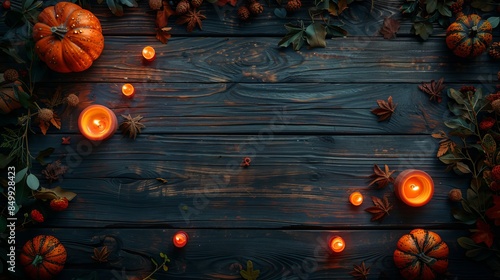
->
xmin=437 ymin=5 xmax=452 ymax=17
xmin=35 ymin=147 xmax=55 ymax=166
xmin=426 ymin=0 xmax=437 ymax=13
xmin=159 ymin=252 xmax=165 ymax=258
xmin=305 ymin=22 xmax=327 ymax=48
xmin=457 ymin=237 xmax=477 ymax=250
xmin=151 ymin=257 xmax=158 ymax=267
xmin=455 ymin=162 xmax=471 ymax=174
xmin=448 ymin=88 xmax=466 ymax=104
xmin=106 ymin=0 xmax=124 ymax=16
xmin=413 ymin=21 xmax=433 ymax=40
xmin=439 ymin=153 xmax=464 ymax=164
xmin=278 ymin=27 xmax=305 ymax=51
xmin=482 ymin=134 xmax=496 ymax=154
xmin=401 ymin=1 xmax=417 ymax=14
xmin=162 ymin=264 xmax=168 ymax=271
xmin=274 ymin=8 xmax=287 ymax=18
xmin=445 ymin=118 xmax=474 ymax=133
xmin=487 ymin=17 xmax=500 ymax=29
xmin=23 ymin=0 xmax=36 ymax=10
xmin=15 ymin=87 xmax=33 ymax=109
xmin=119 ymin=0 xmax=138 ymax=7
xmin=451 ymin=208 xmax=476 ymax=225
xmin=15 ymin=167 xmax=28 ymax=183
xmin=326 ymin=24 xmax=347 ymax=37
xmin=26 ymin=173 xmax=40 ymax=190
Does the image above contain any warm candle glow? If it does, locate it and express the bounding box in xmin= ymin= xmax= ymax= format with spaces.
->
xmin=329 ymin=236 xmax=345 ymax=253
xmin=142 ymin=46 xmax=156 ymax=61
xmin=122 ymin=83 xmax=135 ymax=97
xmin=394 ymin=169 xmax=434 ymax=207
xmin=78 ymin=105 xmax=118 ymax=141
xmin=173 ymin=231 xmax=188 ymax=248
xmin=349 ymin=191 xmax=363 ymax=206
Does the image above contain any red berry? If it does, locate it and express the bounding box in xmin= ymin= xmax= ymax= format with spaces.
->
xmin=50 ymin=197 xmax=69 ymax=211
xmin=2 ymin=0 xmax=11 ymax=9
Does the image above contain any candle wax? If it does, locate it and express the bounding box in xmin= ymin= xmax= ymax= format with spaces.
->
xmin=142 ymin=46 xmax=156 ymax=61
xmin=173 ymin=231 xmax=188 ymax=248
xmin=349 ymin=191 xmax=363 ymax=206
xmin=329 ymin=236 xmax=345 ymax=253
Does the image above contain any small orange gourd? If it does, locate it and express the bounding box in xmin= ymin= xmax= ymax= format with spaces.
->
xmin=20 ymin=235 xmax=67 ymax=280
xmin=446 ymin=14 xmax=492 ymax=58
xmin=32 ymin=2 xmax=104 ymax=73
xmin=393 ymin=229 xmax=449 ymax=280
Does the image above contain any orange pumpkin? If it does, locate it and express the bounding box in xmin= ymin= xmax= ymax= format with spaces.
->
xmin=32 ymin=2 xmax=104 ymax=73
xmin=20 ymin=235 xmax=67 ymax=280
xmin=446 ymin=14 xmax=492 ymax=58
xmin=393 ymin=229 xmax=449 ymax=280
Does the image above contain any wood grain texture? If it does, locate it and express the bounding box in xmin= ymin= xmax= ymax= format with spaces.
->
xmin=26 ymin=36 xmax=495 ymax=84
xmin=14 ymin=229 xmax=492 ymax=279
xmin=25 ymin=134 xmax=466 ymax=228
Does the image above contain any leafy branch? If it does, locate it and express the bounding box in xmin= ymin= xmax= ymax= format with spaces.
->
xmin=143 ymin=252 xmax=170 ymax=280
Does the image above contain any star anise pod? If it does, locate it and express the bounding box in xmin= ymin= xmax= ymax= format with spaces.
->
xmin=349 ymin=261 xmax=370 ymax=280
xmin=371 ymin=96 xmax=396 ymax=121
xmin=419 ymin=77 xmax=445 ymax=102
xmin=175 ymin=8 xmax=206 ymax=32
xmin=120 ymin=114 xmax=146 ymax=139
xmin=368 ymin=164 xmax=395 ymax=189
xmin=365 ymin=196 xmax=393 ymax=222
xmin=92 ymin=246 xmax=110 ymax=263
xmin=431 ymin=130 xmax=457 ymax=157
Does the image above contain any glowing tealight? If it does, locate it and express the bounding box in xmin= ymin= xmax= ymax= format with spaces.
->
xmin=78 ymin=105 xmax=117 ymax=141
xmin=122 ymin=83 xmax=135 ymax=97
xmin=173 ymin=231 xmax=188 ymax=248
xmin=349 ymin=191 xmax=363 ymax=206
xmin=142 ymin=46 xmax=156 ymax=61
xmin=329 ymin=236 xmax=345 ymax=253
xmin=394 ymin=169 xmax=434 ymax=207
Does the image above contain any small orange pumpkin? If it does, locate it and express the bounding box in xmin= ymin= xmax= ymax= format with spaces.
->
xmin=32 ymin=2 xmax=104 ymax=73
xmin=446 ymin=14 xmax=493 ymax=58
xmin=393 ymin=229 xmax=449 ymax=280
xmin=20 ymin=235 xmax=67 ymax=280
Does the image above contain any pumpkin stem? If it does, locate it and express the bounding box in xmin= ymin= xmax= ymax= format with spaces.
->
xmin=31 ymin=255 xmax=44 ymax=266
xmin=470 ymin=26 xmax=478 ymax=38
xmin=50 ymin=26 xmax=68 ymax=39
xmin=417 ymin=252 xmax=436 ymax=265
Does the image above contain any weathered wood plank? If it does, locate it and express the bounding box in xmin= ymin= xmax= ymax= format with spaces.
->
xmin=22 ymin=134 xmax=467 ymax=228
xmin=21 ymin=82 xmax=494 ymax=135
xmin=26 ymin=36 xmax=496 ymax=84
xmin=12 ymin=229 xmax=491 ymax=279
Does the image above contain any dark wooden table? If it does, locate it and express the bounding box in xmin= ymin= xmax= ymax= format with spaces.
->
xmin=2 ymin=0 xmax=500 ymax=279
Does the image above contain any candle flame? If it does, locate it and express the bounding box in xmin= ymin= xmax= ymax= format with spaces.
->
xmin=93 ymin=119 xmax=101 ymax=128
xmin=410 ymin=184 xmax=420 ymax=191
xmin=334 ymin=241 xmax=343 ymax=249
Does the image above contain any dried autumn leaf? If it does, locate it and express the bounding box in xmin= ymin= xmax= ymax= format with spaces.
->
xmin=156 ymin=1 xmax=175 ymax=27
xmin=176 ymin=8 xmax=206 ymax=32
xmin=431 ymin=130 xmax=457 ymax=157
xmin=369 ymin=164 xmax=395 ymax=189
xmin=156 ymin=28 xmax=172 ymax=44
xmin=349 ymin=261 xmax=370 ymax=280
xmin=371 ymin=96 xmax=397 ymax=121
xmin=41 ymin=160 xmax=68 ymax=183
xmin=419 ymin=78 xmax=445 ymax=103
xmin=380 ymin=17 xmax=400 ymax=39
xmin=92 ymin=246 xmax=110 ymax=263
xmin=39 ymin=112 xmax=61 ymax=135
xmin=240 ymin=260 xmax=260 ymax=280
xmin=120 ymin=114 xmax=146 ymax=139
xmin=365 ymin=196 xmax=393 ymax=222
xmin=156 ymin=177 xmax=168 ymax=184
xmin=33 ymin=186 xmax=77 ymax=201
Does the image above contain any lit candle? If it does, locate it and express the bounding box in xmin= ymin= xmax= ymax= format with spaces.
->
xmin=122 ymin=83 xmax=135 ymax=97
xmin=329 ymin=236 xmax=345 ymax=253
xmin=142 ymin=46 xmax=156 ymax=61
xmin=394 ymin=169 xmax=434 ymax=207
xmin=78 ymin=105 xmax=117 ymax=141
xmin=349 ymin=191 xmax=363 ymax=206
xmin=173 ymin=231 xmax=188 ymax=248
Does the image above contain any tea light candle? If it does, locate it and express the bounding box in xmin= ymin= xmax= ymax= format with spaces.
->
xmin=78 ymin=105 xmax=117 ymax=141
xmin=329 ymin=236 xmax=345 ymax=253
xmin=394 ymin=169 xmax=434 ymax=207
xmin=142 ymin=46 xmax=156 ymax=61
xmin=349 ymin=191 xmax=363 ymax=206
xmin=173 ymin=231 xmax=188 ymax=248
xmin=122 ymin=83 xmax=135 ymax=97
